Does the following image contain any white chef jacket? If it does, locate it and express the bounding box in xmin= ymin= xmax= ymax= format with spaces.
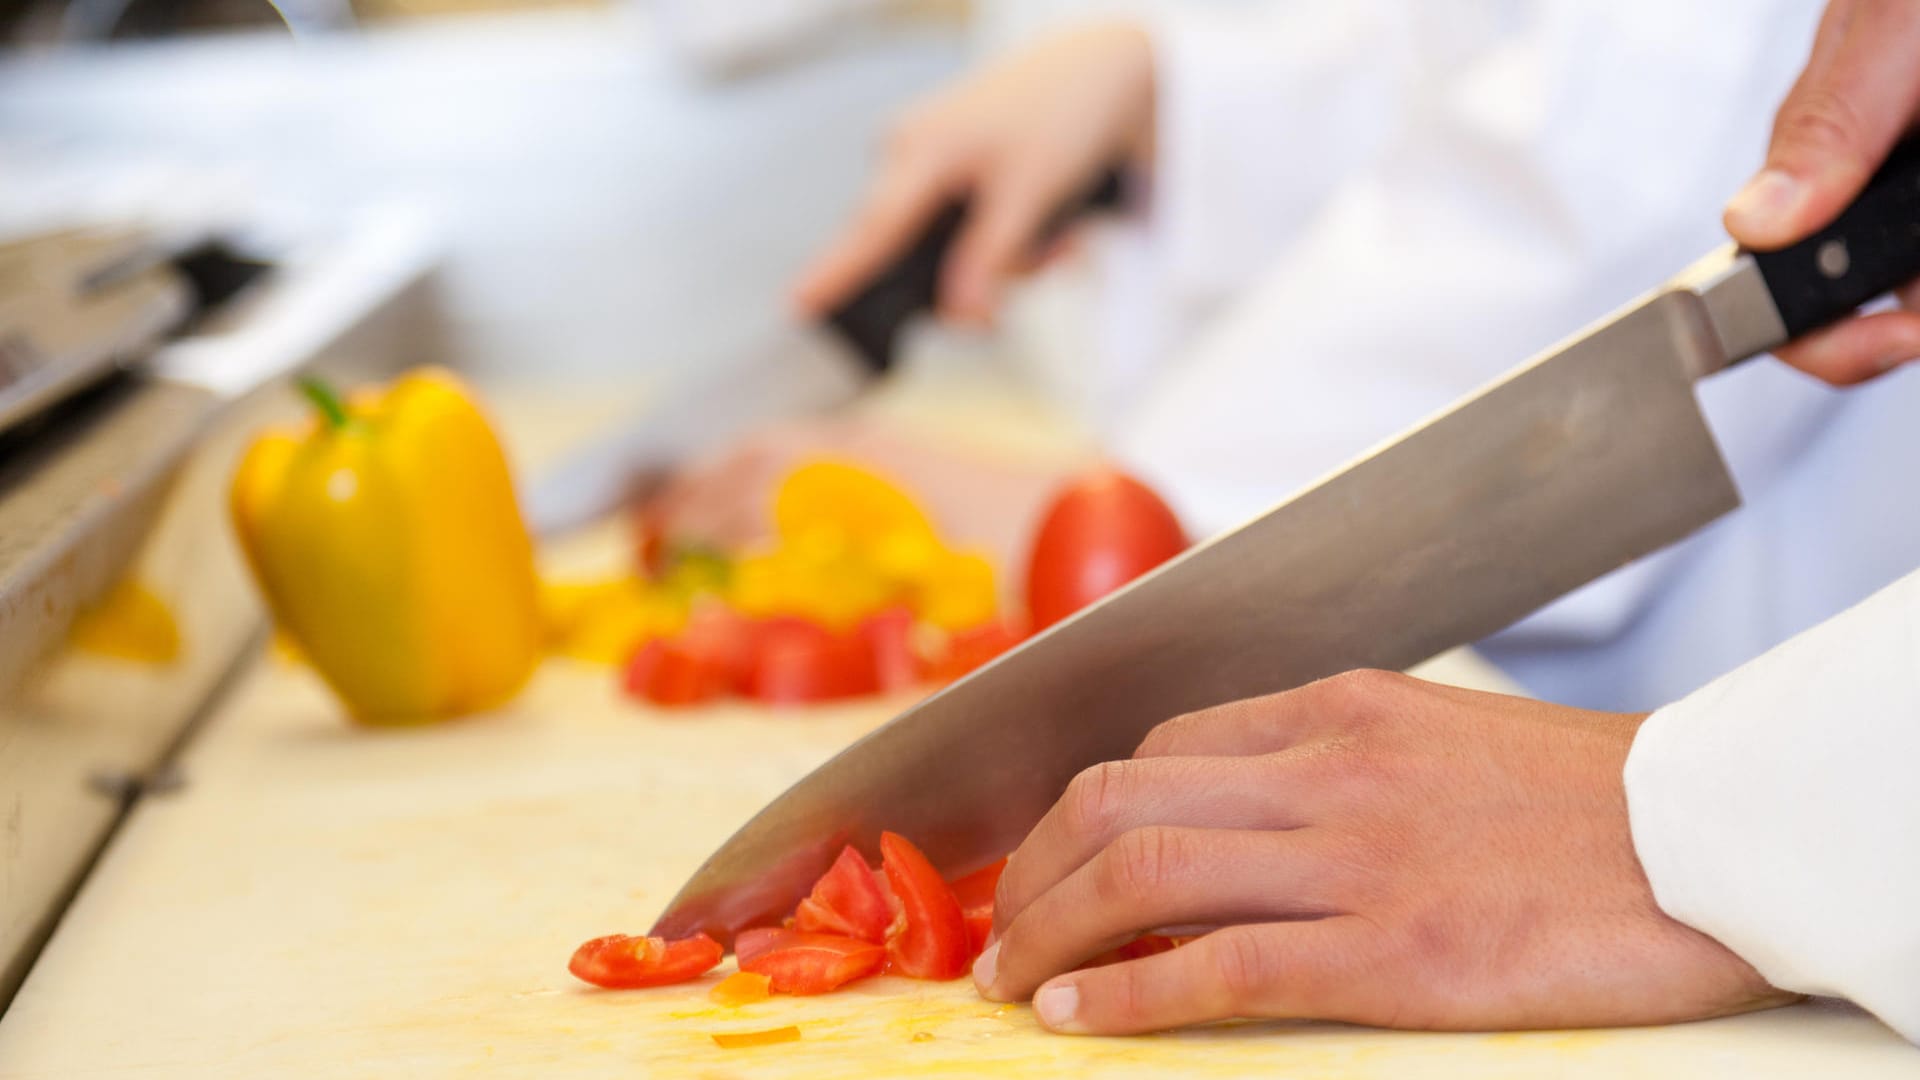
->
xmin=996 ymin=0 xmax=1920 ymax=1043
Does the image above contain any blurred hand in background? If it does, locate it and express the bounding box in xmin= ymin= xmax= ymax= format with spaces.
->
xmin=791 ymin=21 xmax=1154 ymax=326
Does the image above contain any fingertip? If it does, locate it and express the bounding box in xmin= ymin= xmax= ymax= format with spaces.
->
xmin=1723 ymin=168 xmax=1812 ymax=250
xmin=1033 ymin=979 xmax=1084 ymax=1034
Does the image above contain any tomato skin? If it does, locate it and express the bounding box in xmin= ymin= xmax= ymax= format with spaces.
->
xmin=923 ymin=622 xmax=1024 ymax=684
xmin=793 ymin=845 xmax=893 ymax=944
xmin=947 ymin=857 xmax=1007 ymax=958
xmin=735 ymin=930 xmax=887 ymax=995
xmin=743 ymin=620 xmax=879 ymax=705
xmin=568 ymin=933 xmax=723 ymax=988
xmin=879 ymin=832 xmax=970 ymax=980
xmin=1025 ymin=468 xmax=1186 ymax=632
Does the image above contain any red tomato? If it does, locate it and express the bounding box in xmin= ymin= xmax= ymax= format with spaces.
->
xmin=922 ymin=622 xmax=1024 ymax=684
xmin=946 ymin=857 xmax=1007 ymax=958
xmin=1025 ymin=468 xmax=1186 ymax=632
xmin=743 ymin=620 xmax=879 ymax=705
xmin=793 ymin=845 xmax=893 ymax=944
xmin=568 ymin=932 xmax=723 ymax=989
xmin=879 ymin=831 xmax=969 ymax=980
xmin=736 ymin=930 xmax=887 ymax=995
xmin=858 ymin=607 xmax=923 ymax=693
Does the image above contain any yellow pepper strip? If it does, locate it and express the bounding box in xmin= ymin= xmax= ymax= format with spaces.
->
xmin=229 ymin=369 xmax=544 ymax=723
xmin=68 ymin=577 xmax=182 ymax=665
xmin=708 ymin=970 xmax=773 ymax=1007
xmin=710 ymin=1025 xmax=801 ymax=1049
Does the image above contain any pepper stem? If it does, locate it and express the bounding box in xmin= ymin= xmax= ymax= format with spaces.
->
xmin=297 ymin=376 xmax=352 ymax=430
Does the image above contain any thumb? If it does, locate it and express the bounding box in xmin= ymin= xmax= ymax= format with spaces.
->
xmin=1726 ymin=0 xmax=1920 ymax=251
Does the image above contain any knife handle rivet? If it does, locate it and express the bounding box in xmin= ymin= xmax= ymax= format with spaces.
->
xmin=1816 ymin=238 xmax=1851 ymax=280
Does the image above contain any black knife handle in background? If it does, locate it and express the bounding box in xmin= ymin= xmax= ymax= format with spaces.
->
xmin=823 ymin=168 xmax=1128 ymax=375
xmin=1751 ymin=136 xmax=1920 ymax=339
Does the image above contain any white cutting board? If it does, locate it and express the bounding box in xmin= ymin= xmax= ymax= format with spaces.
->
xmin=0 ymin=650 xmax=1912 ymax=1080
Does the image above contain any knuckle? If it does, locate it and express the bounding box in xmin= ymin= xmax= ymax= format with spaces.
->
xmin=1135 ymin=712 xmax=1198 ymax=757
xmin=1208 ymin=928 xmax=1277 ymax=1004
xmin=1321 ymin=668 xmax=1408 ymax=707
xmin=1775 ymin=88 xmax=1869 ymax=161
xmin=1099 ymin=826 xmax=1185 ymax=903
xmin=1063 ymin=760 xmax=1132 ymax=837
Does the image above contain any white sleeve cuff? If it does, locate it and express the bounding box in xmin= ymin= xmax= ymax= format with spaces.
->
xmin=1625 ymin=567 xmax=1920 ymax=1043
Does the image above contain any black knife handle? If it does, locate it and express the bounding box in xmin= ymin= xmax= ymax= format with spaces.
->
xmin=823 ymin=168 xmax=1127 ymax=374
xmin=1751 ymin=136 xmax=1920 ymax=339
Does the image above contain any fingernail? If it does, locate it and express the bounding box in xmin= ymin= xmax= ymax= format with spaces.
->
xmin=1726 ymin=169 xmax=1807 ymax=235
xmin=972 ymin=941 xmax=1000 ymax=996
xmin=1034 ymin=982 xmax=1081 ymax=1032
xmin=1878 ymin=349 xmax=1917 ymax=373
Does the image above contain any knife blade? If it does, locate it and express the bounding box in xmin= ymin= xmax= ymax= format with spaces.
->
xmin=651 ymin=138 xmax=1920 ymax=944
xmin=523 ymin=170 xmax=1126 ymax=535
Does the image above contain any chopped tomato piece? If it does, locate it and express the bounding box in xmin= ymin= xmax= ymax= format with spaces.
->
xmin=711 ymin=1025 xmax=801 ymax=1048
xmin=879 ymin=832 xmax=970 ymax=980
xmin=947 ymin=857 xmax=1007 ymax=958
xmin=622 ymin=639 xmax=731 ymax=706
xmin=736 ymin=930 xmax=887 ymax=995
xmin=793 ymin=845 xmax=893 ymax=943
xmin=709 ymin=970 xmax=773 ymax=1006
xmin=568 ymin=932 xmax=723 ymax=989
xmin=923 ymin=622 xmax=1024 ymax=684
xmin=858 ymin=608 xmax=923 ymax=693
xmin=622 ymin=605 xmax=764 ymax=706
xmin=743 ymin=619 xmax=879 ymax=705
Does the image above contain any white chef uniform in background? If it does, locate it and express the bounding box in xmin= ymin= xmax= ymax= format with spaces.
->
xmin=985 ymin=0 xmax=1919 ymax=1041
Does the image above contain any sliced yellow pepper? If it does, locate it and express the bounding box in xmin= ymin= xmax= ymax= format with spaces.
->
xmin=229 ymin=369 xmax=543 ymax=724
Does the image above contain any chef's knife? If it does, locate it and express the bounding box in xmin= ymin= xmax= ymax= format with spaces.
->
xmin=652 ymin=139 xmax=1920 ymax=944
xmin=523 ymin=170 xmax=1127 ymax=535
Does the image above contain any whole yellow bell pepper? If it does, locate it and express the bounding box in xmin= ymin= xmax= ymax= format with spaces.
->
xmin=230 ymin=368 xmax=543 ymax=724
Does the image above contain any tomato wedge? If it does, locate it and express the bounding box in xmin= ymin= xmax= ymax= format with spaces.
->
xmin=879 ymin=831 xmax=969 ymax=980
xmin=743 ymin=619 xmax=879 ymax=705
xmin=568 ymin=932 xmax=723 ymax=989
xmin=793 ymin=845 xmax=893 ymax=943
xmin=946 ymin=857 xmax=1007 ymax=958
xmin=736 ymin=930 xmax=887 ymax=995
